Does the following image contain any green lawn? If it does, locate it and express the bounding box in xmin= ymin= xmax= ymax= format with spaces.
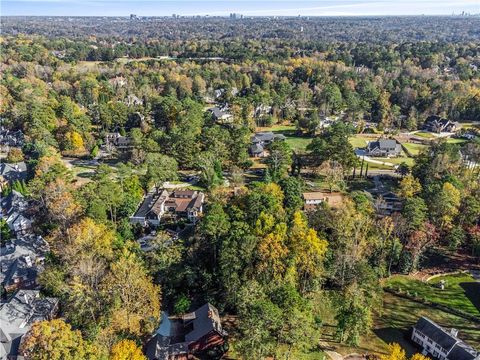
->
xmin=349 ymin=136 xmax=369 ymax=148
xmin=402 ymin=143 xmax=429 ymax=156
xmin=285 ymin=137 xmax=312 ymax=152
xmin=258 ymin=124 xmax=313 ymax=152
xmin=370 ymin=157 xmax=415 ymax=167
xmin=446 ymin=138 xmax=468 ymax=144
xmin=413 ymin=131 xmax=437 ymax=139
xmin=385 ymin=273 xmax=480 ymax=316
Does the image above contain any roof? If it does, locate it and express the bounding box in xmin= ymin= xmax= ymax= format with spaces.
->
xmin=0 ymin=290 xmax=58 ymax=359
xmin=0 ymin=235 xmax=49 ymax=288
xmin=414 ymin=317 xmax=458 ymax=351
xmin=448 ymin=342 xmax=479 ymax=360
xmin=249 ymin=144 xmax=264 ymax=154
xmin=0 ymin=162 xmax=27 ymax=180
xmin=184 ymin=303 xmax=223 ymax=342
xmin=145 ymin=303 xmax=224 ymax=360
xmin=252 ymin=132 xmax=275 ymax=143
xmin=378 ymin=139 xmax=398 ymax=149
xmin=132 ymin=188 xmax=204 ymax=220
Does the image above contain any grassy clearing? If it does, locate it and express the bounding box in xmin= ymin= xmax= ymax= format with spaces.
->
xmin=402 ymin=143 xmax=428 ymax=156
xmin=385 ymin=273 xmax=480 ymax=316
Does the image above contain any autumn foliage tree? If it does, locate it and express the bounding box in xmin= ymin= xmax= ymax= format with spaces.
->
xmin=21 ymin=319 xmax=98 ymax=360
xmin=110 ymin=340 xmax=146 ymax=360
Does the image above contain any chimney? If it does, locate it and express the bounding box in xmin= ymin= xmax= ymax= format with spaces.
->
xmin=23 ymin=293 xmax=30 ymax=304
xmin=450 ymin=328 xmax=459 ymax=337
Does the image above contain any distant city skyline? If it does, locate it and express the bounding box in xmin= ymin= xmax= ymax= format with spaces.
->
xmin=2 ymin=0 xmax=479 ymax=17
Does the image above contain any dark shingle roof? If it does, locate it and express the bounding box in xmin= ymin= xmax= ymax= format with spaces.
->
xmin=415 ymin=317 xmax=458 ymax=351
xmin=448 ymin=343 xmax=479 ymax=360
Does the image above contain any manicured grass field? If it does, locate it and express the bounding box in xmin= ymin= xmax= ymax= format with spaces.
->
xmin=402 ymin=143 xmax=429 ymax=156
xmin=413 ymin=131 xmax=437 ymax=139
xmin=446 ymin=138 xmax=468 ymax=144
xmin=349 ymin=136 xmax=369 ymax=148
xmin=259 ymin=124 xmax=313 ymax=152
xmin=285 ymin=137 xmax=312 ymax=152
xmin=385 ymin=273 xmax=480 ymax=316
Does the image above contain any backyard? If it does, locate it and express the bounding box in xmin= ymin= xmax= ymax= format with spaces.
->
xmin=385 ymin=273 xmax=480 ymax=316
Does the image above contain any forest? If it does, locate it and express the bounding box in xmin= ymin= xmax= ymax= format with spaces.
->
xmin=0 ymin=16 xmax=479 ymax=360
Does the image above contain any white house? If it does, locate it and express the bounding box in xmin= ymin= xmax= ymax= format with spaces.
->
xmin=412 ymin=317 xmax=479 ymax=360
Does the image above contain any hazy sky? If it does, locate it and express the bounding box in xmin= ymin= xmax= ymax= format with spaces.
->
xmin=2 ymin=0 xmax=479 ymax=17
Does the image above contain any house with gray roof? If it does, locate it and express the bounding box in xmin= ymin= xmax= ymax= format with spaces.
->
xmin=130 ymin=189 xmax=205 ymax=227
xmin=209 ymin=107 xmax=233 ymax=123
xmin=1 ymin=191 xmax=33 ymax=237
xmin=1 ymin=235 xmax=49 ymax=294
xmin=0 ymin=162 xmax=27 ymax=184
xmin=366 ymin=139 xmax=402 ymax=157
xmin=145 ymin=303 xmax=227 ymax=360
xmin=249 ymin=132 xmax=286 ymax=157
xmin=0 ymin=290 xmax=58 ymax=360
xmin=0 ymin=128 xmax=24 ymax=151
xmin=412 ymin=317 xmax=479 ymax=360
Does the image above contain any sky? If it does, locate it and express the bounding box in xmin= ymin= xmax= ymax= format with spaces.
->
xmin=1 ymin=0 xmax=479 ymax=17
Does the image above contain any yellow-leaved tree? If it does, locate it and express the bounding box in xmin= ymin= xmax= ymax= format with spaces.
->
xmin=289 ymin=211 xmax=328 ymax=291
xmin=110 ymin=340 xmax=146 ymax=360
xmin=21 ymin=319 xmax=98 ymax=360
xmin=102 ymin=249 xmax=161 ymax=336
xmin=398 ymin=174 xmax=422 ymax=199
xmin=381 ymin=343 xmax=430 ymax=360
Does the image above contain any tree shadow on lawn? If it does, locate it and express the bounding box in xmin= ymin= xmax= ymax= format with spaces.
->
xmin=459 ymin=282 xmax=480 ymax=313
xmin=373 ymin=328 xmax=418 ymax=357
xmin=77 ymin=171 xmax=95 ymax=179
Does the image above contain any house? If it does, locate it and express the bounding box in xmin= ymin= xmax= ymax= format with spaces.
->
xmin=130 ymin=189 xmax=205 ymax=227
xmin=249 ymin=132 xmax=286 ymax=157
xmin=0 ymin=290 xmax=58 ymax=360
xmin=1 ymin=191 xmax=32 ymax=237
xmin=249 ymin=143 xmax=267 ymax=158
xmin=145 ymin=303 xmax=228 ymax=360
xmin=1 ymin=236 xmax=49 ymax=294
xmin=366 ymin=139 xmax=402 ymax=157
xmin=424 ymin=115 xmax=459 ymax=133
xmin=411 ymin=317 xmax=480 ymax=360
xmin=0 ymin=162 xmax=28 ymax=185
xmin=374 ymin=191 xmax=403 ymax=216
xmin=0 ymin=128 xmax=24 ymax=150
xmin=125 ymin=94 xmax=143 ymax=107
xmin=303 ymin=192 xmax=344 ymax=211
xmin=209 ymin=107 xmax=233 ymax=123
xmin=104 ymin=132 xmax=133 ymax=152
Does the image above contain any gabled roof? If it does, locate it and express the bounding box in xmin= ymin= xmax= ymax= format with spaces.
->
xmin=249 ymin=144 xmax=264 ymax=154
xmin=0 ymin=162 xmax=27 ymax=179
xmin=0 ymin=290 xmax=58 ymax=359
xmin=414 ymin=317 xmax=458 ymax=351
xmin=184 ymin=303 xmax=223 ymax=342
xmin=448 ymin=342 xmax=479 ymax=360
xmin=252 ymin=132 xmax=275 ymax=143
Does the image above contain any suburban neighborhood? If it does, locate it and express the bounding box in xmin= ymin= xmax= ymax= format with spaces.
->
xmin=1 ymin=11 xmax=479 ymax=360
